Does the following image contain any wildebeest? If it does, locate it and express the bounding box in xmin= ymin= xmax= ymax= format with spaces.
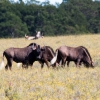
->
xmin=50 ymin=46 xmax=94 ymax=68
xmin=25 ymin=31 xmax=44 ymax=40
xmin=38 ymin=46 xmax=55 ymax=69
xmin=0 ymin=43 xmax=41 ymax=70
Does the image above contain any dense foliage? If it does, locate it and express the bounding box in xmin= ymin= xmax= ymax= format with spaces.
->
xmin=0 ymin=0 xmax=100 ymax=37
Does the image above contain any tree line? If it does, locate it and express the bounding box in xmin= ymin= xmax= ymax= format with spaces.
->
xmin=0 ymin=0 xmax=100 ymax=38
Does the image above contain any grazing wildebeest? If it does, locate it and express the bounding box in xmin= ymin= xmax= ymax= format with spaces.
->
xmin=50 ymin=46 xmax=94 ymax=68
xmin=0 ymin=43 xmax=41 ymax=70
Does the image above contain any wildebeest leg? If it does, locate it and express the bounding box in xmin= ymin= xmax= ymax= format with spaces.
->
xmin=52 ymin=63 xmax=56 ymax=68
xmin=5 ymin=64 xmax=9 ymax=70
xmin=56 ymin=57 xmax=61 ymax=67
xmin=67 ymin=61 xmax=70 ymax=67
xmin=39 ymin=61 xmax=44 ymax=69
xmin=26 ymin=62 xmax=28 ymax=69
xmin=76 ymin=59 xmax=81 ymax=68
xmin=5 ymin=59 xmax=12 ymax=70
xmin=8 ymin=59 xmax=13 ymax=70
xmin=22 ymin=63 xmax=28 ymax=69
xmin=41 ymin=63 xmax=44 ymax=69
xmin=62 ymin=57 xmax=66 ymax=67
xmin=45 ymin=60 xmax=50 ymax=69
xmin=74 ymin=61 xmax=82 ymax=68
xmin=22 ymin=64 xmax=25 ymax=69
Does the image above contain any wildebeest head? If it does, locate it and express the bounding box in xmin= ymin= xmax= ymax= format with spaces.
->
xmin=27 ymin=43 xmax=40 ymax=51
xmin=27 ymin=43 xmax=41 ymax=60
xmin=36 ymin=46 xmax=56 ymax=69
xmin=35 ymin=45 xmax=41 ymax=56
xmin=28 ymin=43 xmax=36 ymax=49
xmin=79 ymin=46 xmax=94 ymax=68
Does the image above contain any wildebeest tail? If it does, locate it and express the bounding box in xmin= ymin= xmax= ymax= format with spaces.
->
xmin=50 ymin=49 xmax=58 ymax=65
xmin=0 ymin=52 xmax=5 ymax=70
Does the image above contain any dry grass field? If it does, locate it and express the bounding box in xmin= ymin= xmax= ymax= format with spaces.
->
xmin=0 ymin=34 xmax=100 ymax=100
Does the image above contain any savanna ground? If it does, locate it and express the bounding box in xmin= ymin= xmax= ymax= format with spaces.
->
xmin=0 ymin=34 xmax=100 ymax=100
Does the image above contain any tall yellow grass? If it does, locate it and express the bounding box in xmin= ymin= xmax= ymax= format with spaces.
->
xmin=0 ymin=34 xmax=100 ymax=100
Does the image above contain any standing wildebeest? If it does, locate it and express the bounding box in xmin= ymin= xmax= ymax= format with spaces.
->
xmin=50 ymin=46 xmax=94 ymax=68
xmin=0 ymin=43 xmax=41 ymax=70
xmin=37 ymin=46 xmax=56 ymax=69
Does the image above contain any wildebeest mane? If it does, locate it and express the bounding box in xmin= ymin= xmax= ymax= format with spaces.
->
xmin=46 ymin=46 xmax=55 ymax=54
xmin=79 ymin=46 xmax=92 ymax=60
